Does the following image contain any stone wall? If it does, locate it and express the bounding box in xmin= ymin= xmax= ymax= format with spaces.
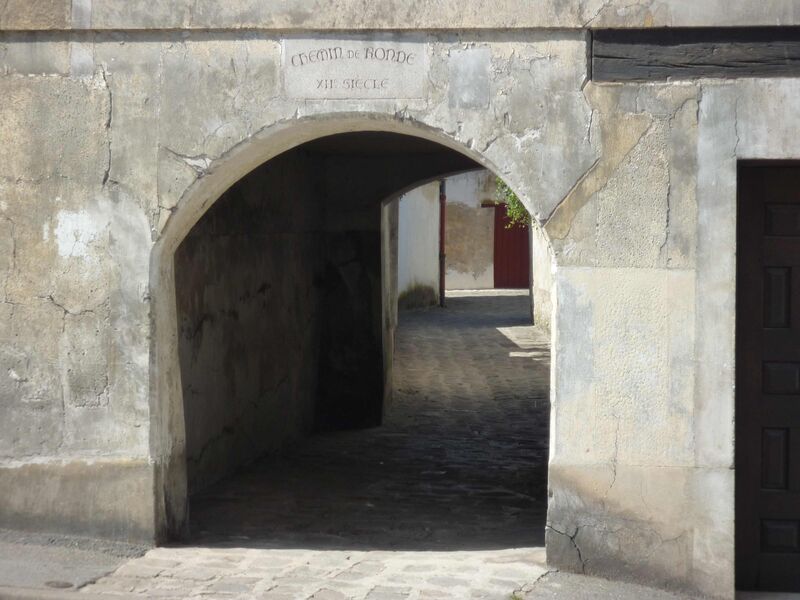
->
xmin=2 ymin=7 xmax=796 ymax=595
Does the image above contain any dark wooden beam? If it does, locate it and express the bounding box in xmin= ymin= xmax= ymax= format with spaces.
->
xmin=592 ymin=27 xmax=800 ymax=82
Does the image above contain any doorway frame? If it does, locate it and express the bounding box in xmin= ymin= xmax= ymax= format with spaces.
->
xmin=147 ymin=113 xmax=551 ymax=541
xmin=735 ymin=159 xmax=800 ymax=591
xmin=694 ymin=82 xmax=800 ymax=596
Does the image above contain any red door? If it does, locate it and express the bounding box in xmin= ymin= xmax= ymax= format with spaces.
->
xmin=493 ymin=204 xmax=530 ymax=289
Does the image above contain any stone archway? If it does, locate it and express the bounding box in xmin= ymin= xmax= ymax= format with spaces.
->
xmin=149 ymin=114 xmax=555 ymax=541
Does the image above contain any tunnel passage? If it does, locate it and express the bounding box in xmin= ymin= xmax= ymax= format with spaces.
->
xmin=187 ymin=289 xmax=551 ymax=550
xmin=174 ymin=132 xmax=480 ymax=495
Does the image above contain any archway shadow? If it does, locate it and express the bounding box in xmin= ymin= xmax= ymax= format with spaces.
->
xmin=185 ymin=292 xmax=550 ymax=552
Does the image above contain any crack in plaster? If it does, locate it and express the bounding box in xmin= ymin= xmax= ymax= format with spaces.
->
xmin=606 ymin=419 xmax=620 ymax=497
xmin=582 ymin=0 xmax=613 ymax=27
xmin=548 ymin=524 xmax=587 ymax=573
xmin=482 ymin=134 xmax=501 ymax=154
xmin=515 ymin=567 xmax=558 ymax=595
xmin=660 ymin=164 xmax=671 ymax=259
xmin=163 ymin=146 xmax=213 ymax=175
xmin=1 ymin=214 xmax=16 ymax=303
xmin=152 ymin=40 xmax=166 ymax=238
xmin=38 ymin=293 xmax=97 ymax=317
xmin=100 ymin=66 xmax=113 ymax=186
xmin=584 ymin=0 xmax=652 ymax=27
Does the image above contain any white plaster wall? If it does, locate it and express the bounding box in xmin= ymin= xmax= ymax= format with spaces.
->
xmin=397 ymin=181 xmax=440 ymax=303
xmin=447 ymin=170 xmax=490 ymax=208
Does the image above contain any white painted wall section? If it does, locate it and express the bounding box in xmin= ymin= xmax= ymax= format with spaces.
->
xmin=397 ymin=181 xmax=440 ymax=303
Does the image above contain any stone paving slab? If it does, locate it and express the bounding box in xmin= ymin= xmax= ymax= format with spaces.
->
xmin=0 ymin=529 xmax=144 ymax=594
xmin=518 ymin=571 xmax=695 ymax=600
xmin=82 ymin=546 xmax=549 ymax=599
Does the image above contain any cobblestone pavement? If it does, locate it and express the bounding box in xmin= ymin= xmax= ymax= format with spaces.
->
xmin=82 ymin=291 xmax=552 ymax=599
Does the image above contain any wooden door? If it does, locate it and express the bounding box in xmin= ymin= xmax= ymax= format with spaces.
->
xmin=737 ymin=164 xmax=800 ymax=592
xmin=493 ymin=204 xmax=530 ymax=289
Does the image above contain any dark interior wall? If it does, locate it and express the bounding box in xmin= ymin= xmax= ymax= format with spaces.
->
xmin=314 ymin=230 xmax=384 ymax=430
xmin=175 ymin=149 xmax=326 ymax=493
xmin=381 ymin=199 xmax=400 ymax=412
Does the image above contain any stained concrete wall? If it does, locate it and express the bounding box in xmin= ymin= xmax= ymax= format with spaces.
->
xmin=445 ymin=171 xmax=495 ymax=289
xmin=175 ymin=150 xmax=324 ymax=494
xmin=397 ymin=181 xmax=440 ymax=308
xmin=1 ymin=7 xmax=794 ymax=595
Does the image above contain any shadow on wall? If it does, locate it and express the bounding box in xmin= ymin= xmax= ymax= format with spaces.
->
xmin=173 ymin=132 xmax=481 ymax=497
xmin=174 ymin=147 xmax=384 ymax=495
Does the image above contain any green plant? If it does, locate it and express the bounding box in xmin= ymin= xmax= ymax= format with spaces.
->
xmin=495 ymin=176 xmax=532 ymax=229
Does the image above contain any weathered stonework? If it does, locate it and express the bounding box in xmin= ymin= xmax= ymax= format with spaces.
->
xmin=444 ymin=171 xmax=495 ymax=290
xmin=2 ymin=3 xmax=797 ymax=597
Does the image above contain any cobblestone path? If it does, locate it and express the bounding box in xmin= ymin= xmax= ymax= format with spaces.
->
xmin=83 ymin=290 xmax=552 ymax=599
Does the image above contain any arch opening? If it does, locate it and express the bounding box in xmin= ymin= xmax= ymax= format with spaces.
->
xmin=151 ymin=120 xmax=555 ymax=547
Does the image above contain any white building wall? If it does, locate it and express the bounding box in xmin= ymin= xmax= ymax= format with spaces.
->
xmin=397 ymin=181 xmax=440 ymax=307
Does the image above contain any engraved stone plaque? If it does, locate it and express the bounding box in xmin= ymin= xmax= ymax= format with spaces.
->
xmin=282 ymin=39 xmax=429 ymax=99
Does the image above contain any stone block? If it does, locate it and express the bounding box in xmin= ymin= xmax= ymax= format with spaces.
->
xmin=0 ymin=75 xmax=109 ymax=184
xmin=61 ymin=310 xmax=111 ymax=408
xmin=448 ymin=47 xmax=490 ymax=109
xmin=0 ymin=459 xmax=155 ymax=543
xmin=547 ymin=82 xmax=700 ymax=269
xmin=0 ymin=33 xmax=69 ymax=75
xmin=71 ymin=0 xmax=92 ymax=28
xmin=158 ymin=35 xmax=280 ymax=159
xmin=547 ymin=464 xmax=693 ymax=589
xmin=0 ymin=300 xmax=65 ymax=457
xmin=94 ymin=38 xmax=162 ymax=203
xmin=552 ymin=267 xmax=694 ymax=467
xmin=0 ymin=0 xmax=71 ymax=30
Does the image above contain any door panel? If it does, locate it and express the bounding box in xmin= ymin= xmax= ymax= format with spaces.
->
xmin=737 ymin=164 xmax=800 ymax=592
xmin=493 ymin=205 xmax=530 ymax=289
